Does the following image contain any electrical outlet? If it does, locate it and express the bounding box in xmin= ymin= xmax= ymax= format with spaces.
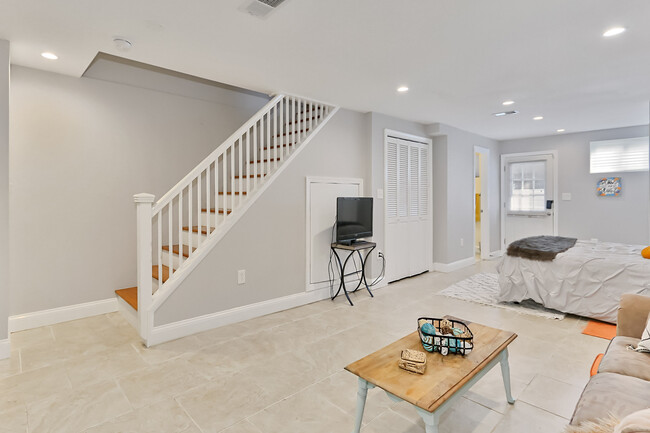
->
xmin=237 ymin=270 xmax=246 ymax=285
xmin=460 ymin=238 xmax=464 ymax=247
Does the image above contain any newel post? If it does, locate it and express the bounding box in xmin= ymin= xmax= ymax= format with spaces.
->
xmin=134 ymin=193 xmax=155 ymax=345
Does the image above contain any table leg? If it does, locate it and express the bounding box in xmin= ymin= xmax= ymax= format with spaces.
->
xmin=499 ymin=348 xmax=516 ymax=404
xmin=416 ymin=408 xmax=440 ymax=433
xmin=352 ymin=378 xmax=373 ymax=433
xmin=360 ymin=247 xmax=375 ymax=297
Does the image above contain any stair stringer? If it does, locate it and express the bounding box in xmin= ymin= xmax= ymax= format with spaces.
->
xmin=148 ymin=105 xmax=340 ymax=314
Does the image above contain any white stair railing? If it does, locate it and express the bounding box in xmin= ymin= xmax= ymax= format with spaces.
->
xmin=133 ymin=94 xmax=337 ymax=345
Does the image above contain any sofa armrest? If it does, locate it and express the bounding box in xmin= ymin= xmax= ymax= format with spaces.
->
xmin=617 ymin=294 xmax=650 ymax=338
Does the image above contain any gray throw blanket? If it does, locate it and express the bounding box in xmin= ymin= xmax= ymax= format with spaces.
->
xmin=507 ymin=236 xmax=577 ymax=261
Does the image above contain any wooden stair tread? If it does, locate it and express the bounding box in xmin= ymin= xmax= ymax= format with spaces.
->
xmin=115 ymin=287 xmax=138 ymax=311
xmin=201 ymin=208 xmax=232 ymax=214
xmin=250 ymin=158 xmax=280 ymax=163
xmin=162 ymin=244 xmax=196 ymax=258
xmin=288 ymin=116 xmax=321 ymax=125
xmin=217 ymin=191 xmax=247 ymax=195
xmin=276 ymin=128 xmax=309 ymax=137
xmin=182 ymin=225 xmax=215 ymax=235
xmin=234 ymin=174 xmax=265 ymax=179
xmin=152 ymin=264 xmax=172 ymax=282
xmin=263 ymin=143 xmax=292 ymax=151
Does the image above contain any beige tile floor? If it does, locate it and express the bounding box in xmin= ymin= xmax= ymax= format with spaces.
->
xmin=0 ymin=260 xmax=609 ymax=433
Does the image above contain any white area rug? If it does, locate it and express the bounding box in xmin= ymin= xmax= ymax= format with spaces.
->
xmin=439 ymin=273 xmax=566 ymax=320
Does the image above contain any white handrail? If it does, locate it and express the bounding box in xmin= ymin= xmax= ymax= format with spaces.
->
xmin=152 ymin=94 xmax=284 ymax=215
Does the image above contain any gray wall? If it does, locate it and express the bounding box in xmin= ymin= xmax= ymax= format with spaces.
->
xmin=9 ymin=64 xmax=268 ymax=315
xmin=156 ymin=109 xmax=371 ymax=325
xmin=0 ymin=41 xmax=9 ymax=341
xmin=431 ymin=123 xmax=501 ymax=264
xmin=500 ymin=125 xmax=650 ymax=244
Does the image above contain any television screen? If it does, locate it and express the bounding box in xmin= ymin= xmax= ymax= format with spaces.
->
xmin=336 ymin=197 xmax=373 ymax=243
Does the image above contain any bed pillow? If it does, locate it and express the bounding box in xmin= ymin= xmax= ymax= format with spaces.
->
xmin=614 ymin=408 xmax=650 ymax=433
xmin=642 ymin=246 xmax=650 ymax=259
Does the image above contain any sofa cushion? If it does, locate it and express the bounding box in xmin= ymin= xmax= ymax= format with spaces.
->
xmin=599 ymin=336 xmax=650 ymax=381
xmin=571 ymin=373 xmax=650 ymax=426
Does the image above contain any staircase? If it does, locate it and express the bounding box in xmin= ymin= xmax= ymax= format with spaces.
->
xmin=115 ymin=94 xmax=338 ymax=345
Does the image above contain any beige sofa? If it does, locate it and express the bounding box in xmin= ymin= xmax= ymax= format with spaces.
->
xmin=570 ymin=294 xmax=650 ymax=425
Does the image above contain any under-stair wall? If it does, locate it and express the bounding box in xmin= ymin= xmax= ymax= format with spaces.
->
xmin=8 ymin=63 xmax=270 ymax=318
xmin=151 ymin=109 xmax=370 ymax=340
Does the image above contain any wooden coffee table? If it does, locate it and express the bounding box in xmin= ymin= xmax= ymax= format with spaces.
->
xmin=345 ymin=319 xmax=517 ymax=433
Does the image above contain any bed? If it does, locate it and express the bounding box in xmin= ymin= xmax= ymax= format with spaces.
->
xmin=497 ymin=239 xmax=650 ymax=323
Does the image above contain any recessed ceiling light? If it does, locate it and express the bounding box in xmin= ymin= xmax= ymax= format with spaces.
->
xmin=603 ymin=27 xmax=626 ymax=37
xmin=556 ymin=129 xmax=565 ymax=133
xmin=502 ymin=100 xmax=515 ymax=106
xmin=533 ymin=116 xmax=544 ymax=120
xmin=41 ymin=52 xmax=58 ymax=60
xmin=397 ymin=86 xmax=409 ymax=93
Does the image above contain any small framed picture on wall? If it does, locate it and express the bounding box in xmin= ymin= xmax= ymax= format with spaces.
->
xmin=597 ymin=177 xmax=622 ymax=197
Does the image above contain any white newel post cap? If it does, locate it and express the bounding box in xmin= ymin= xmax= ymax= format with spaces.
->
xmin=133 ymin=193 xmax=156 ymax=203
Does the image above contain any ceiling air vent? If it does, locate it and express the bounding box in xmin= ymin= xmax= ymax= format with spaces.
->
xmin=244 ymin=0 xmax=287 ymax=18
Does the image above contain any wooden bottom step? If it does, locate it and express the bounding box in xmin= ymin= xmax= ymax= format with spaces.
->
xmin=116 ymin=287 xmax=138 ymax=311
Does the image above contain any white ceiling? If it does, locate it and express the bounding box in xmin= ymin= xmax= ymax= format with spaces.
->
xmin=1 ymin=0 xmax=649 ymax=140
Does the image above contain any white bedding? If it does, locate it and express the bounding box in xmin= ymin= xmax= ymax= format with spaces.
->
xmin=497 ymin=240 xmax=650 ymax=323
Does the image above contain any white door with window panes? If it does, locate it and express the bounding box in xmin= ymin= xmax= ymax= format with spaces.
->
xmin=503 ymin=153 xmax=556 ymax=247
xmin=385 ymin=133 xmax=431 ymax=282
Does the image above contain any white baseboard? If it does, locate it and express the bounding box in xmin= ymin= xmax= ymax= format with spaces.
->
xmin=148 ymin=281 xmax=390 ymax=346
xmin=8 ymin=298 xmax=118 ymax=333
xmin=148 ymin=288 xmax=331 ymax=346
xmin=432 ymin=256 xmax=477 ymax=273
xmin=0 ymin=339 xmax=9 ymax=360
xmin=490 ymin=250 xmax=505 ymax=258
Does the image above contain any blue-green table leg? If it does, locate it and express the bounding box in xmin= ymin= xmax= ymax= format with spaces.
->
xmin=499 ymin=348 xmax=516 ymax=404
xmin=416 ymin=408 xmax=440 ymax=433
xmin=352 ymin=378 xmax=374 ymax=433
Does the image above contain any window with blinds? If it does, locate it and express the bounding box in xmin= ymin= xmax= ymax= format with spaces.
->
xmin=386 ymin=138 xmax=429 ymax=220
xmin=590 ymin=137 xmax=649 ymax=174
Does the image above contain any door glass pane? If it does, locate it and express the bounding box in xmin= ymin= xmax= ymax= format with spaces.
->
xmin=509 ymin=160 xmax=546 ymax=212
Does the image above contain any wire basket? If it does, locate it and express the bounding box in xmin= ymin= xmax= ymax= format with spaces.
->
xmin=417 ymin=317 xmax=474 ymax=356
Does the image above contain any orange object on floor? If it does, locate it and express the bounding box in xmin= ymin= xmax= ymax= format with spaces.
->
xmin=590 ymin=353 xmax=604 ymax=376
xmin=582 ymin=320 xmax=617 ymax=340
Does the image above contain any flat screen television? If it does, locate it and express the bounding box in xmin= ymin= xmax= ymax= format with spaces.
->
xmin=336 ymin=197 xmax=373 ymax=244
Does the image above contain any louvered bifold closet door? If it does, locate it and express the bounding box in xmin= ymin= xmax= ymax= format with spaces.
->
xmin=385 ymin=136 xmax=431 ymax=282
xmin=409 ymin=146 xmax=420 ymax=217
xmin=419 ymin=146 xmax=429 ymax=217
xmin=386 ymin=141 xmax=398 ymax=220
xmin=397 ymin=142 xmax=409 ymax=218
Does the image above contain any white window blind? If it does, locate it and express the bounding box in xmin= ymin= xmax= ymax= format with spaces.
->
xmin=509 ymin=160 xmax=546 ymax=212
xmin=590 ymin=137 xmax=649 ymax=174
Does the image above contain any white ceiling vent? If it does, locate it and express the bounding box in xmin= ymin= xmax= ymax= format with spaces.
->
xmin=244 ymin=0 xmax=287 ymax=18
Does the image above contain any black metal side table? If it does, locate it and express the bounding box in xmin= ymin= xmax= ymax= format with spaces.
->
xmin=330 ymin=241 xmax=376 ymax=306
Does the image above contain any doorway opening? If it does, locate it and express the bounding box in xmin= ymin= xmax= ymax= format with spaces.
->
xmin=474 ymin=146 xmax=490 ymax=260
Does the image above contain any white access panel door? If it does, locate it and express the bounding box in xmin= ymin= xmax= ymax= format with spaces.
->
xmin=503 ymin=153 xmax=556 ymax=247
xmin=307 ymin=179 xmax=362 ymax=289
xmin=386 ymin=135 xmax=431 ymax=282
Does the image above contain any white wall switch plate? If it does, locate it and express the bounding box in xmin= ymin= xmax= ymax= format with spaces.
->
xmin=460 ymin=238 xmax=464 ymax=247
xmin=562 ymin=193 xmax=572 ymax=201
xmin=237 ymin=270 xmax=246 ymax=285
xmin=376 ymin=188 xmax=384 ymax=199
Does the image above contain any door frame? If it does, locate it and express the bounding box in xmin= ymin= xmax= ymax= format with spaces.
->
xmin=383 ymin=129 xmax=433 ymax=282
xmin=473 ymin=146 xmax=490 ymax=260
xmin=500 ymin=150 xmax=559 ymax=251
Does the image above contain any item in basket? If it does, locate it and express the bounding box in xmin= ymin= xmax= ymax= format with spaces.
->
xmin=420 ymin=322 xmax=436 ymax=335
xmin=398 ymin=349 xmax=427 ymax=374
xmin=440 ymin=319 xmax=453 ymax=335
